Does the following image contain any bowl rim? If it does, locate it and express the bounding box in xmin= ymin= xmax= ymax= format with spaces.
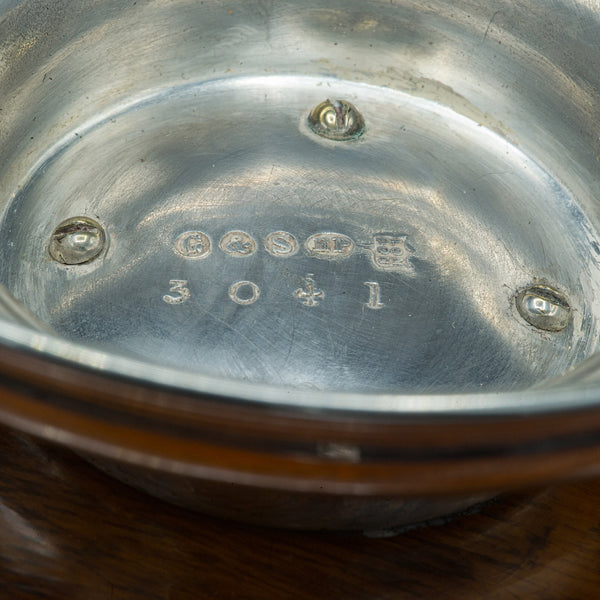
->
xmin=2 ymin=317 xmax=600 ymax=495
xmin=0 ymin=317 xmax=597 ymax=416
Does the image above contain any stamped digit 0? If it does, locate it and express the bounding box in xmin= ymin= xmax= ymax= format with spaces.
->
xmin=229 ymin=280 xmax=261 ymax=305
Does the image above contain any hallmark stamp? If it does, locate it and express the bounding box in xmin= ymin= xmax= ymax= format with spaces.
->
xmin=304 ymin=233 xmax=354 ymax=260
xmin=219 ymin=230 xmax=257 ymax=257
xmin=293 ymin=274 xmax=324 ymax=306
xmin=370 ymin=234 xmax=412 ymax=270
xmin=174 ymin=231 xmax=211 ymax=259
xmin=264 ymin=231 xmax=299 ymax=257
xmin=229 ymin=280 xmax=260 ymax=305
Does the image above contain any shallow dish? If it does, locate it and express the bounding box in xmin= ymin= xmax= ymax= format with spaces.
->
xmin=2 ymin=0 xmax=600 ymax=529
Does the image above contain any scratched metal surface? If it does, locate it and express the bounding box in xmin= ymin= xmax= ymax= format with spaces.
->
xmin=1 ymin=0 xmax=600 ymax=403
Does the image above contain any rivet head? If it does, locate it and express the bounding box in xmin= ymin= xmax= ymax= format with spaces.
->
xmin=307 ymin=99 xmax=365 ymax=141
xmin=49 ymin=217 xmax=106 ymax=265
xmin=515 ymin=285 xmax=571 ymax=332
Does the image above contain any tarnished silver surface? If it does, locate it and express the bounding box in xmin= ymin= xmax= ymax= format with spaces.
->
xmin=2 ymin=0 xmax=600 ymax=408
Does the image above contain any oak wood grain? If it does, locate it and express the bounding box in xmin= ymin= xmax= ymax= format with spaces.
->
xmin=0 ymin=427 xmax=599 ymax=599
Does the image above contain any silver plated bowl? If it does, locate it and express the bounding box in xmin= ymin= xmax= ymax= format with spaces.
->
xmin=2 ymin=0 xmax=600 ymax=530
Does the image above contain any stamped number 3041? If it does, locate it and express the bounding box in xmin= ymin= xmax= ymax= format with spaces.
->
xmin=163 ymin=277 xmax=385 ymax=310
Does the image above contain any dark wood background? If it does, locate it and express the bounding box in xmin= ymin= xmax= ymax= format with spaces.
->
xmin=1 ymin=426 xmax=599 ymax=600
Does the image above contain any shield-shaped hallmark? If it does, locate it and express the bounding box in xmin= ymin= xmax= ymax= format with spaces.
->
xmin=371 ymin=234 xmax=412 ymax=270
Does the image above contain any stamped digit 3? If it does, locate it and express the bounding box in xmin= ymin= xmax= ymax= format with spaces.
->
xmin=163 ymin=280 xmax=191 ymax=304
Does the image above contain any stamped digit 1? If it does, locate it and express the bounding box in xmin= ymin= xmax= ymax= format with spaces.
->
xmin=163 ymin=280 xmax=191 ymax=304
xmin=364 ymin=282 xmax=384 ymax=310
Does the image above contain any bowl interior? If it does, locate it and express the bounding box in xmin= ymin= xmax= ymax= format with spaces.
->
xmin=1 ymin=0 xmax=600 ymax=402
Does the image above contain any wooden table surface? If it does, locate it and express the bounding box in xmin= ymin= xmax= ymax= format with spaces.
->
xmin=1 ymin=427 xmax=599 ymax=600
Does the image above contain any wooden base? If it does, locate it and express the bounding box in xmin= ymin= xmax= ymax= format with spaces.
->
xmin=1 ymin=427 xmax=599 ymax=599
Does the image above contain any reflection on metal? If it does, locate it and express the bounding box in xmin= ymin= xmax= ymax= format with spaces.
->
xmin=49 ymin=217 xmax=106 ymax=265
xmin=0 ymin=502 xmax=58 ymax=559
xmin=307 ymin=99 xmax=365 ymax=141
xmin=516 ymin=286 xmax=571 ymax=332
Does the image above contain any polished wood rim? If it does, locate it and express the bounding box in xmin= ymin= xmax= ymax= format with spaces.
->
xmin=1 ymin=344 xmax=600 ymax=495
